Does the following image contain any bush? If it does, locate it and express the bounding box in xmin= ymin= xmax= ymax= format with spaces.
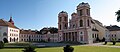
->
xmin=113 ymin=41 xmax=116 ymax=45
xmin=96 ymin=37 xmax=100 ymax=42
xmin=102 ymin=37 xmax=105 ymax=42
xmin=63 ymin=45 xmax=74 ymax=52
xmin=0 ymin=41 xmax=4 ymax=49
xmin=22 ymin=45 xmax=36 ymax=52
xmin=104 ymin=41 xmax=107 ymax=45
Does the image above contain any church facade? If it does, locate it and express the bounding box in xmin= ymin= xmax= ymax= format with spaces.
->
xmin=58 ymin=2 xmax=108 ymax=44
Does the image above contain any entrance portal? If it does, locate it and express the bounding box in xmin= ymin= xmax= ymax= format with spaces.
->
xmin=3 ymin=38 xmax=8 ymax=43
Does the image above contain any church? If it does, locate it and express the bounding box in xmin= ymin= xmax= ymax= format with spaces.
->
xmin=58 ymin=2 xmax=108 ymax=44
xmin=0 ymin=2 xmax=117 ymax=44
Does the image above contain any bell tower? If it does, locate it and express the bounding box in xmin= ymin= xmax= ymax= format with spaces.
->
xmin=8 ymin=16 xmax=14 ymax=25
xmin=77 ymin=2 xmax=90 ymax=17
xmin=76 ymin=2 xmax=92 ymax=43
xmin=77 ymin=2 xmax=91 ymax=27
xmin=58 ymin=11 xmax=68 ymax=31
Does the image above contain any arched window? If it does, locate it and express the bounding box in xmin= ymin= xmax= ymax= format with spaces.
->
xmin=86 ymin=9 xmax=90 ymax=15
xmin=16 ymin=38 xmax=18 ymax=42
xmin=92 ymin=34 xmax=94 ymax=38
xmin=3 ymin=38 xmax=8 ymax=43
xmin=64 ymin=17 xmax=67 ymax=21
xmin=13 ymin=37 xmax=15 ymax=42
xmin=64 ymin=24 xmax=67 ymax=29
xmin=59 ymin=25 xmax=61 ymax=30
xmin=3 ymin=32 xmax=7 ymax=36
xmin=10 ymin=37 xmax=12 ymax=42
xmin=73 ymin=24 xmax=75 ymax=28
xmin=80 ymin=36 xmax=83 ymax=41
xmin=87 ymin=19 xmax=90 ymax=26
xmin=80 ymin=20 xmax=83 ymax=27
xmin=59 ymin=17 xmax=62 ymax=22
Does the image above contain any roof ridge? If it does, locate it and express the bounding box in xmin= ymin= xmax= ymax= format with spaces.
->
xmin=0 ymin=19 xmax=8 ymax=26
xmin=0 ymin=19 xmax=19 ymax=29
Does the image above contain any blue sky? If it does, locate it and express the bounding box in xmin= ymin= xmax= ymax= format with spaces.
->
xmin=0 ymin=0 xmax=120 ymax=30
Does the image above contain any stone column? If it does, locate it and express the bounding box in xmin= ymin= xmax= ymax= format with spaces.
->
xmin=71 ymin=32 xmax=73 ymax=41
xmin=72 ymin=32 xmax=74 ymax=41
xmin=64 ymin=33 xmax=66 ymax=41
xmin=66 ymin=33 xmax=68 ymax=41
xmin=69 ymin=32 xmax=71 ymax=41
xmin=74 ymin=32 xmax=76 ymax=41
xmin=75 ymin=32 xmax=77 ymax=41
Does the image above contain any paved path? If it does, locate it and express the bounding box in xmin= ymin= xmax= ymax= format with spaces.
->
xmin=81 ymin=42 xmax=120 ymax=48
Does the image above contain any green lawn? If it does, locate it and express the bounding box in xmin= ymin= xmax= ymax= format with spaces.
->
xmin=0 ymin=48 xmax=23 ymax=52
xmin=0 ymin=46 xmax=120 ymax=52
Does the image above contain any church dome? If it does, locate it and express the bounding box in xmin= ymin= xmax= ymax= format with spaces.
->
xmin=58 ymin=11 xmax=68 ymax=17
xmin=71 ymin=12 xmax=77 ymax=16
xmin=77 ymin=2 xmax=90 ymax=8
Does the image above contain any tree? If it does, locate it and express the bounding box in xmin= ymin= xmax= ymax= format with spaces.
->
xmin=115 ymin=9 xmax=120 ymax=22
xmin=113 ymin=41 xmax=116 ymax=45
xmin=102 ymin=37 xmax=105 ymax=42
xmin=63 ymin=45 xmax=74 ymax=52
xmin=104 ymin=41 xmax=107 ymax=45
xmin=0 ymin=41 xmax=4 ymax=49
xmin=22 ymin=45 xmax=36 ymax=52
xmin=39 ymin=27 xmax=58 ymax=34
xmin=96 ymin=37 xmax=100 ymax=42
xmin=112 ymin=38 xmax=116 ymax=45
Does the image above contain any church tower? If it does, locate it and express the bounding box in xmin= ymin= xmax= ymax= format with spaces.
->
xmin=76 ymin=2 xmax=92 ymax=43
xmin=8 ymin=16 xmax=14 ymax=25
xmin=77 ymin=2 xmax=91 ymax=28
xmin=58 ymin=11 xmax=68 ymax=42
xmin=58 ymin=11 xmax=68 ymax=31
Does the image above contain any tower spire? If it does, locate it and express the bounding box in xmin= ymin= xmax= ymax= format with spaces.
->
xmin=8 ymin=16 xmax=14 ymax=25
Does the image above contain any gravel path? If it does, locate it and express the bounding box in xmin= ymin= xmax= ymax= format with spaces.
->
xmin=81 ymin=43 xmax=120 ymax=48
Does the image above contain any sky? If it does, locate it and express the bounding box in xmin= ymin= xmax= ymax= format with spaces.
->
xmin=0 ymin=0 xmax=120 ymax=30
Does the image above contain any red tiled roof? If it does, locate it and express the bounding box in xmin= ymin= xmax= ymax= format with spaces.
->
xmin=20 ymin=30 xmax=37 ymax=34
xmin=0 ymin=19 xmax=18 ymax=29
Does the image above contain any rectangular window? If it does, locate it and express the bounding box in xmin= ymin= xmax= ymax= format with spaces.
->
xmin=80 ymin=10 xmax=82 ymax=16
xmin=95 ymin=34 xmax=96 ymax=38
xmin=115 ymin=34 xmax=116 ymax=37
xmin=21 ymin=39 xmax=23 ymax=41
xmin=106 ymin=35 xmax=107 ymax=37
xmin=112 ymin=35 xmax=113 ymax=37
xmin=64 ymin=17 xmax=67 ymax=21
xmin=92 ymin=34 xmax=94 ymax=38
xmin=87 ymin=9 xmax=89 ymax=15
xmin=59 ymin=17 xmax=62 ymax=22
xmin=97 ymin=34 xmax=98 ymax=37
xmin=80 ymin=36 xmax=83 ymax=41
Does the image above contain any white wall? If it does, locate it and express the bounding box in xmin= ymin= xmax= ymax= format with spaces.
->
xmin=19 ymin=34 xmax=42 ymax=42
xmin=8 ymin=27 xmax=19 ymax=43
xmin=0 ymin=26 xmax=8 ymax=42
